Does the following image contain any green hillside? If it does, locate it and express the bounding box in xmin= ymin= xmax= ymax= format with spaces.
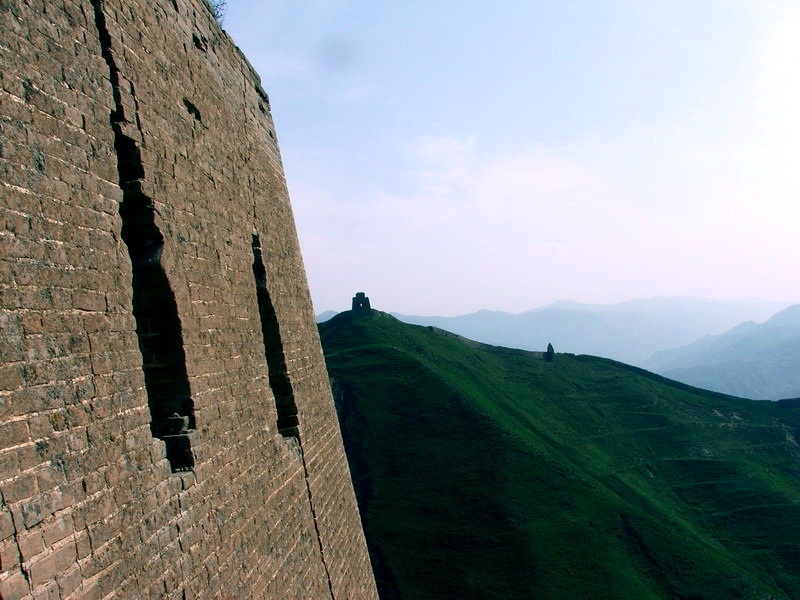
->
xmin=319 ymin=310 xmax=800 ymax=600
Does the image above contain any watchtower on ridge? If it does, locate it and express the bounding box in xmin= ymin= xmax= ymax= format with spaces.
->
xmin=352 ymin=292 xmax=372 ymax=317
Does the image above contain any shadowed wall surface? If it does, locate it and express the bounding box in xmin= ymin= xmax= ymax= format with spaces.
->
xmin=0 ymin=0 xmax=377 ymax=598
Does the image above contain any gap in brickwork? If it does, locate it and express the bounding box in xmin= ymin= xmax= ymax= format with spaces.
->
xmin=128 ymin=260 xmax=195 ymax=471
xmin=251 ymin=234 xmax=300 ymax=439
xmin=192 ymin=33 xmax=207 ymax=52
xmin=251 ymin=238 xmax=336 ymax=596
xmin=183 ymin=97 xmax=202 ymax=122
xmin=92 ymin=0 xmax=195 ymax=472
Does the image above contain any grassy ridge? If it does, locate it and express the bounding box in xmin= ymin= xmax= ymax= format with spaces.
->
xmin=320 ymin=311 xmax=800 ymax=599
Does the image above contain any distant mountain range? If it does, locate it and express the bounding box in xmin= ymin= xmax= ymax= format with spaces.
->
xmin=318 ymin=297 xmax=788 ymax=365
xmin=319 ymin=310 xmax=800 ymax=599
xmin=316 ymin=310 xmax=339 ymax=322
xmin=643 ymin=304 xmax=800 ymax=399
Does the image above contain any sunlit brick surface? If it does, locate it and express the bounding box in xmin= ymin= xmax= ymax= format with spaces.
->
xmin=0 ymin=1 xmax=377 ymax=598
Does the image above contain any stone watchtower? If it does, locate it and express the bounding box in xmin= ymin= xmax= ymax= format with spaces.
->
xmin=352 ymin=292 xmax=372 ymax=317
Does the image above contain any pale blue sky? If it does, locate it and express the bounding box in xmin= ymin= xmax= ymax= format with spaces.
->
xmin=224 ymin=1 xmax=800 ymax=315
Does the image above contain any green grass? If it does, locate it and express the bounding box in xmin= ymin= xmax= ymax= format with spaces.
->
xmin=320 ymin=311 xmax=800 ymax=600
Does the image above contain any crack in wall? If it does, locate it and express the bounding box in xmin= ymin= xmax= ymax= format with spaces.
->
xmin=298 ymin=443 xmax=336 ymax=600
xmin=6 ymin=498 xmax=33 ymax=596
xmin=91 ymin=0 xmax=195 ymax=473
xmin=251 ymin=233 xmax=335 ymax=598
xmin=251 ymin=234 xmax=299 ymax=438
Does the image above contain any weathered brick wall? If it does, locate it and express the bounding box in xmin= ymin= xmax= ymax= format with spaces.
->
xmin=0 ymin=1 xmax=378 ymax=598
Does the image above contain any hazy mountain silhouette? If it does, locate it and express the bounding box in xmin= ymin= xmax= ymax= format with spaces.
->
xmin=317 ymin=310 xmax=338 ymax=322
xmin=320 ymin=297 xmax=786 ymax=365
xmin=643 ymin=304 xmax=800 ymax=399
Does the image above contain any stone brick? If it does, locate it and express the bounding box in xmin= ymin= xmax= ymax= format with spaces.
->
xmin=0 ymin=569 xmax=32 ymax=600
xmin=56 ymin=563 xmax=82 ymax=598
xmin=31 ymin=579 xmax=59 ymax=600
xmin=0 ymin=420 xmax=30 ymax=447
xmin=0 ymin=365 xmax=23 ymax=391
xmin=41 ymin=514 xmax=72 ymax=547
xmin=0 ymin=449 xmax=20 ymax=480
xmin=15 ymin=527 xmax=45 ymax=562
xmin=0 ymin=506 xmax=15 ymax=541
xmin=0 ymin=536 xmax=22 ymax=571
xmin=1 ymin=472 xmax=38 ymax=503
xmin=28 ymin=539 xmax=77 ymax=587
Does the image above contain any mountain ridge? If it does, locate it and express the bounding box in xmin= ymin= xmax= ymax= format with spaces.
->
xmin=319 ymin=296 xmax=787 ymax=365
xmin=644 ymin=304 xmax=800 ymax=399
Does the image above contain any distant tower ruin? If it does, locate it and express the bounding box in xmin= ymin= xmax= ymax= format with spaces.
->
xmin=352 ymin=292 xmax=372 ymax=317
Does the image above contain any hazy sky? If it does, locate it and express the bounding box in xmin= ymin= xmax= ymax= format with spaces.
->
xmin=224 ymin=1 xmax=800 ymax=315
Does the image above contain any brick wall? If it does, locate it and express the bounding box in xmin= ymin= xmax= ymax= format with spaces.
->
xmin=0 ymin=0 xmax=378 ymax=598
